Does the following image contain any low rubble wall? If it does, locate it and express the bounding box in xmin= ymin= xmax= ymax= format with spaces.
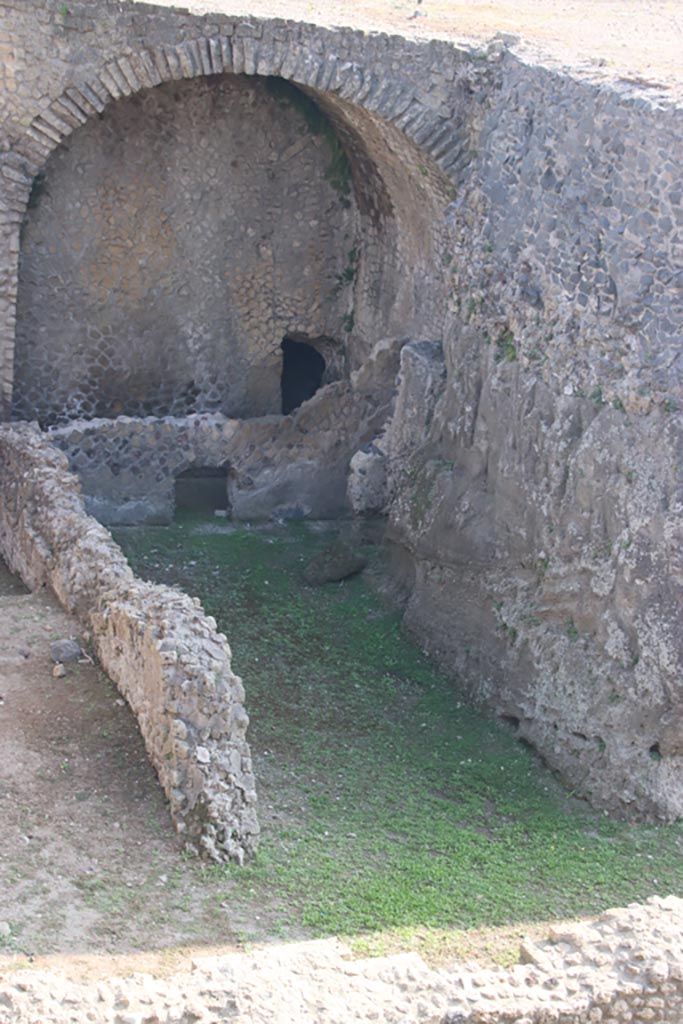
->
xmin=0 ymin=422 xmax=259 ymax=863
xmin=47 ymin=399 xmax=358 ymax=525
xmin=443 ymin=895 xmax=683 ymax=1023
xmin=2 ymin=895 xmax=683 ymax=1022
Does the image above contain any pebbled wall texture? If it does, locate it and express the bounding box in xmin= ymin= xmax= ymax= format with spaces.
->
xmin=43 ymin=334 xmax=395 ymax=524
xmin=2 ymin=0 xmax=683 ymax=831
xmin=3 ymin=894 xmax=683 ymax=1021
xmin=13 ymin=72 xmax=360 ymax=424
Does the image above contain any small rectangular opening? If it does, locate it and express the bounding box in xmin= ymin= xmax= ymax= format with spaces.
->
xmin=174 ymin=466 xmax=229 ymax=513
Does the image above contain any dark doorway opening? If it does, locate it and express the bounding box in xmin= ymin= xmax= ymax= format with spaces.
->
xmin=281 ymin=337 xmax=326 ymax=415
xmin=174 ymin=465 xmax=229 ymax=513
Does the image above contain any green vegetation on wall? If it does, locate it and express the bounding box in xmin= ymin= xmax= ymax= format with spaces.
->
xmin=265 ymin=76 xmax=352 ymax=201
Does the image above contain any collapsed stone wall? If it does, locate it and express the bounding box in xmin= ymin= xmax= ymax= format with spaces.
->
xmin=0 ymin=423 xmax=259 ymax=862
xmin=45 ymin=334 xmax=397 ymax=523
xmin=2 ymin=894 xmax=683 ymax=1021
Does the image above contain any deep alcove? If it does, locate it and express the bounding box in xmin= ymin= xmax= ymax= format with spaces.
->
xmin=280 ymin=337 xmax=326 ymax=414
xmin=174 ymin=465 xmax=229 ymax=513
xmin=12 ymin=74 xmax=359 ymax=425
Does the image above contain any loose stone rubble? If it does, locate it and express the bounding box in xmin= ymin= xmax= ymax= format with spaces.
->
xmin=2 ymin=896 xmax=683 ymax=1023
xmin=0 ymin=423 xmax=259 ymax=863
xmin=49 ymin=637 xmax=83 ymax=663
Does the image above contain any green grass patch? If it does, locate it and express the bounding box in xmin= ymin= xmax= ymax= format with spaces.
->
xmin=114 ymin=515 xmax=683 ymax=948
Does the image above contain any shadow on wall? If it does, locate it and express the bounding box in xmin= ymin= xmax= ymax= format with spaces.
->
xmin=174 ymin=465 xmax=229 ymax=514
xmin=281 ymin=336 xmax=326 ymax=414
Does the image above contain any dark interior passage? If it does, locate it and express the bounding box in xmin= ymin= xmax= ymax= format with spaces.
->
xmin=0 ymin=555 xmax=28 ymax=597
xmin=174 ymin=466 xmax=229 ymax=513
xmin=281 ymin=337 xmax=326 ymax=415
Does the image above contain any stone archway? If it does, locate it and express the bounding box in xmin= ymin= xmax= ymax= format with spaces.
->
xmin=0 ymin=12 xmax=479 ymax=420
xmin=280 ymin=336 xmax=327 ymax=415
xmin=13 ymin=73 xmax=362 ymax=425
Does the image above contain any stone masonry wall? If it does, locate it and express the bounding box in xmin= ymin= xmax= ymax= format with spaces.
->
xmin=13 ymin=73 xmax=359 ymax=424
xmin=2 ymin=894 xmax=683 ymax=1021
xmin=3 ymin=0 xmax=683 ymax=830
xmin=3 ymin=1 xmax=683 ymax=1011
xmin=45 ymin=333 xmax=397 ymax=523
xmin=0 ymin=0 xmax=468 ymax=420
xmin=442 ymin=895 xmax=683 ymax=1023
xmin=0 ymin=423 xmax=259 ymax=862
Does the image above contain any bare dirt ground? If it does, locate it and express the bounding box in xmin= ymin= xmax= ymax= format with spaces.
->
xmin=0 ymin=558 xmax=549 ymax=982
xmin=154 ymin=0 xmax=683 ymax=97
xmin=2 ymin=553 xmax=570 ymax=1016
xmin=0 ymin=560 xmax=254 ymax=981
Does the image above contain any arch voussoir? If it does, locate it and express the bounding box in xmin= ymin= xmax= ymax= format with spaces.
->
xmin=127 ymin=50 xmax=163 ymax=89
xmin=1 ymin=18 xmax=469 ymax=419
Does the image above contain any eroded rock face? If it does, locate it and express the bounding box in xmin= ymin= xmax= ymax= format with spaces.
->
xmin=376 ymin=322 xmax=683 ymax=821
xmin=361 ymin=54 xmax=683 ymax=821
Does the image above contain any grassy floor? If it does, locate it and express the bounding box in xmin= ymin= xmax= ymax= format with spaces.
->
xmin=114 ymin=514 xmax=683 ymax=957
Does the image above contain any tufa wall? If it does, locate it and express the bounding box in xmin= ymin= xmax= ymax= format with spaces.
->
xmin=1 ymin=0 xmax=683 ymax=825
xmin=365 ymin=68 xmax=683 ymax=823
